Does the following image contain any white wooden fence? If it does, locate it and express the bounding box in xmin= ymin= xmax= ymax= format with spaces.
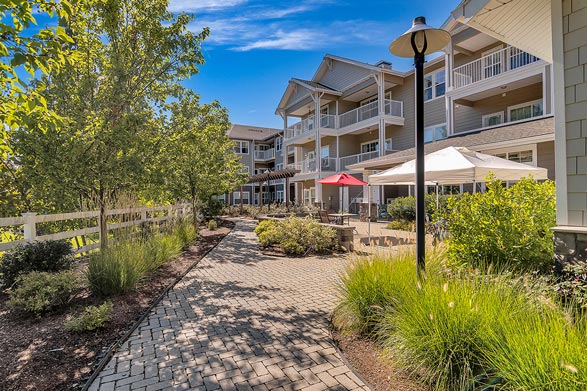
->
xmin=0 ymin=204 xmax=192 ymax=254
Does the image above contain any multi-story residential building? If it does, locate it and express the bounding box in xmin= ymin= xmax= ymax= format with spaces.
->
xmin=224 ymin=124 xmax=294 ymax=206
xmin=275 ymin=19 xmax=555 ymax=210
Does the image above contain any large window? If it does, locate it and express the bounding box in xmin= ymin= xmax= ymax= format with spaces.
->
xmin=303 ymin=187 xmax=316 ymax=204
xmin=234 ymin=140 xmax=249 ymax=154
xmin=424 ymin=69 xmax=445 ymax=101
xmin=482 ymin=112 xmax=504 ymax=128
xmin=239 ymin=166 xmax=249 ymax=174
xmin=424 ymin=124 xmax=447 ymax=143
xmin=508 ymin=100 xmax=543 ymax=122
xmin=233 ymin=191 xmax=250 ymax=205
xmin=494 ymin=150 xmax=533 ymax=164
xmin=361 ymin=139 xmax=392 ymax=153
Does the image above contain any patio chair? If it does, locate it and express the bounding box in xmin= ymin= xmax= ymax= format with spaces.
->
xmin=317 ymin=210 xmax=334 ymax=224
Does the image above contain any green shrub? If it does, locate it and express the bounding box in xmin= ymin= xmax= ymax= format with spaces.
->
xmin=386 ymin=219 xmax=414 ymax=231
xmin=386 ymin=194 xmax=455 ymax=222
xmin=550 ymin=262 xmax=587 ymax=310
xmin=207 ymin=219 xmax=218 ymax=231
xmin=7 ymin=271 xmax=80 ymax=316
xmin=442 ymin=178 xmax=556 ymax=272
xmin=65 ymin=301 xmax=113 ymax=332
xmin=254 ymin=217 xmax=336 ymax=255
xmin=0 ymin=240 xmax=73 ymax=288
xmin=144 ymin=233 xmax=182 ymax=272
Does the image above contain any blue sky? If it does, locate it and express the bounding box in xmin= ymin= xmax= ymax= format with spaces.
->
xmin=173 ymin=0 xmax=460 ymax=129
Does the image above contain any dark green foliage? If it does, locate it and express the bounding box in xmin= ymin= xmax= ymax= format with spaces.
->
xmin=386 ymin=194 xmax=455 ymax=222
xmin=552 ymin=262 xmax=587 ymax=309
xmin=7 ymin=271 xmax=80 ymax=316
xmin=65 ymin=301 xmax=113 ymax=332
xmin=441 ymin=178 xmax=556 ymax=272
xmin=0 ymin=240 xmax=73 ymax=289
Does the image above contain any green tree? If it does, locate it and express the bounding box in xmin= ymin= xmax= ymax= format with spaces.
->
xmin=13 ymin=0 xmax=209 ymax=245
xmin=1 ymin=0 xmax=74 ymax=153
xmin=161 ymin=90 xmax=247 ymax=227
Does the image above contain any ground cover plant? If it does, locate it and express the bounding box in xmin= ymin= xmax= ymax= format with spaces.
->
xmin=254 ymin=216 xmax=337 ymax=255
xmin=334 ymin=250 xmax=587 ymax=391
xmin=65 ymin=301 xmax=113 ymax=332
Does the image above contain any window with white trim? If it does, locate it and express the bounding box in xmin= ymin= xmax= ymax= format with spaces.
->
xmin=361 ymin=138 xmax=392 ymax=153
xmin=233 ymin=191 xmax=250 ymax=205
xmin=508 ymin=100 xmax=543 ymax=122
xmin=360 ymin=92 xmax=392 ymax=106
xmin=482 ymin=112 xmax=504 ymax=128
xmin=234 ymin=140 xmax=249 ymax=154
xmin=424 ymin=124 xmax=447 ymax=143
xmin=276 ymin=190 xmax=284 ymax=202
xmin=303 ymin=188 xmax=316 ymax=204
xmin=494 ymin=150 xmax=533 ymax=164
xmin=321 ymin=145 xmax=329 ymax=158
xmin=239 ymin=166 xmax=249 ymax=174
xmin=276 ymin=163 xmax=284 ymax=171
xmin=424 ymin=69 xmax=445 ymax=101
xmin=275 ymin=137 xmax=283 ymax=151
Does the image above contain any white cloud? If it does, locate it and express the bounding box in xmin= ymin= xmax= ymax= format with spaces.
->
xmin=234 ymin=29 xmax=326 ymax=51
xmin=168 ymin=0 xmax=247 ymax=13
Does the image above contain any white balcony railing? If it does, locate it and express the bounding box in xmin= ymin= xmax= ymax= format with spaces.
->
xmin=339 ymin=100 xmax=379 ymax=128
xmin=254 ymin=148 xmax=275 ymax=161
xmin=453 ymin=46 xmax=540 ymax=89
xmin=284 ymin=100 xmax=403 ymax=140
xmin=338 ymin=151 xmax=379 ymax=171
xmin=287 ymin=157 xmax=337 ymax=174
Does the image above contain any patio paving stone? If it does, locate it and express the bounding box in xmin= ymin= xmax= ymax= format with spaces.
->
xmin=88 ymin=219 xmax=369 ymax=391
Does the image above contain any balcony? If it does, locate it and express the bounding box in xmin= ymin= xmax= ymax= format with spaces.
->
xmin=338 ymin=151 xmax=379 ymax=171
xmin=284 ymin=100 xmax=403 ymax=141
xmin=287 ymin=158 xmax=337 ymax=174
xmin=285 ymin=114 xmax=335 ymax=140
xmin=254 ymin=148 xmax=275 ymax=161
xmin=453 ymin=46 xmax=540 ymax=89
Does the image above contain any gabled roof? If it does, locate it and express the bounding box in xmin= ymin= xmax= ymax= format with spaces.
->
xmin=227 ymin=124 xmax=282 ymax=142
xmin=348 ymin=116 xmax=554 ymax=171
xmin=291 ymin=78 xmax=339 ymax=93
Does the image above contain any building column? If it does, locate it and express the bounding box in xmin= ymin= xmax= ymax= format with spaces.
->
xmin=445 ymin=41 xmax=455 ymax=135
xmin=552 ymin=0 xmax=587 ymax=264
xmin=376 ymin=72 xmax=386 ymax=157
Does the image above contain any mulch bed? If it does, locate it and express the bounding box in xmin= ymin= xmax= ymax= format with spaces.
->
xmin=332 ymin=329 xmax=429 ymax=391
xmin=0 ymin=220 xmax=234 ymax=391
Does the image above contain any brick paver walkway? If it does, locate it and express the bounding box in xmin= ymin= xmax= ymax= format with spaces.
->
xmin=88 ymin=220 xmax=369 ymax=391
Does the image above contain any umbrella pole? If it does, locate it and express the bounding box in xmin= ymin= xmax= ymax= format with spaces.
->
xmin=368 ymin=184 xmax=371 ymax=246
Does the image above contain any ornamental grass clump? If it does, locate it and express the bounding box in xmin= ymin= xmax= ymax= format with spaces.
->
xmin=335 ymin=251 xmax=587 ymax=391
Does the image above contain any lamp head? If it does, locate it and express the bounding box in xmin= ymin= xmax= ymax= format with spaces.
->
xmin=389 ymin=16 xmax=451 ymax=58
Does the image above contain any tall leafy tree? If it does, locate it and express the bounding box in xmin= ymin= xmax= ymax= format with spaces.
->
xmin=161 ymin=90 xmax=247 ymax=227
xmin=13 ymin=0 xmax=209 ymax=244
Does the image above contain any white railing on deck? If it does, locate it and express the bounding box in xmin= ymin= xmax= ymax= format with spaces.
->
xmin=287 ymin=157 xmax=336 ymax=174
xmin=339 ymin=100 xmax=379 ymax=128
xmin=254 ymin=148 xmax=275 ymax=160
xmin=338 ymin=151 xmax=379 ymax=171
xmin=284 ymin=101 xmax=403 ymax=140
xmin=453 ymin=46 xmax=540 ymax=89
xmin=0 ymin=204 xmax=191 ymax=254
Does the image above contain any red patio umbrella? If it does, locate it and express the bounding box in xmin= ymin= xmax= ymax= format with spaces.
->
xmin=318 ymin=173 xmax=367 ymax=212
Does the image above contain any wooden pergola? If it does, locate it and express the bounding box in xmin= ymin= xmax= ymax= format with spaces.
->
xmin=239 ymin=168 xmax=299 ymax=211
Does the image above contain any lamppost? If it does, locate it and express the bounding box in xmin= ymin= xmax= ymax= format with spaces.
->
xmin=389 ymin=17 xmax=450 ymax=278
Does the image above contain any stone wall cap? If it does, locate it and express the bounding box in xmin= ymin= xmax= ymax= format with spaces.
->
xmin=551 ymin=226 xmax=587 ymax=234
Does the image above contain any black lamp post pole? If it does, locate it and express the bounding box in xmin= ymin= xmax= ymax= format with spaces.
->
xmin=412 ymin=34 xmax=427 ymax=278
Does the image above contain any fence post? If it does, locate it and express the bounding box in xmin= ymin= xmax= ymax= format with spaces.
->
xmin=22 ymin=212 xmax=37 ymax=242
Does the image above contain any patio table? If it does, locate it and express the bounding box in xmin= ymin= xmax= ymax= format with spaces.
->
xmin=328 ymin=213 xmax=358 ymax=225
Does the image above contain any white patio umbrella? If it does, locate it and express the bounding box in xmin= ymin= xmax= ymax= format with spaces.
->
xmin=365 ymin=146 xmax=548 ymax=246
xmin=368 ymin=146 xmax=548 ymax=185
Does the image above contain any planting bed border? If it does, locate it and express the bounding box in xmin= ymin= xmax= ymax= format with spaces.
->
xmin=80 ymin=221 xmax=234 ymax=391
